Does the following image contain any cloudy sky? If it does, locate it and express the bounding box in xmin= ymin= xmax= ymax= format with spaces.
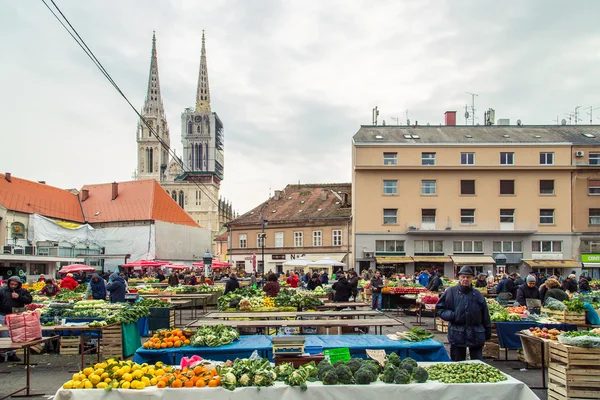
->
xmin=2 ymin=0 xmax=599 ymax=214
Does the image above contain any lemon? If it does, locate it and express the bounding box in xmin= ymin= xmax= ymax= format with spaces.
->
xmin=123 ymin=373 xmax=133 ymax=382
xmin=101 ymin=372 xmax=109 ymax=380
xmin=104 ymin=378 xmax=112 ymax=384
xmin=115 ymin=368 xmax=124 ymax=377
xmin=149 ymin=377 xmax=158 ymax=386
xmin=132 ymin=370 xmax=143 ymax=379
xmin=131 ymin=364 xmax=140 ymax=371
xmin=89 ymin=374 xmax=101 ymax=385
xmin=121 ymin=381 xmax=131 ymax=390
xmin=63 ymin=380 xmax=75 ymax=389
xmin=130 ymin=381 xmax=138 ymax=389
xmin=141 ymin=363 xmax=148 ymax=367
xmin=155 ymin=362 xmax=164 ymax=367
xmin=83 ymin=367 xmax=94 ymax=376
xmin=95 ymin=368 xmax=105 ymax=376
xmin=141 ymin=376 xmax=150 ymax=385
xmin=76 ymin=381 xmax=86 ymax=389
xmin=136 ymin=381 xmax=146 ymax=390
xmin=72 ymin=373 xmax=79 ymax=381
xmin=122 ymin=365 xmax=131 ymax=373
xmin=155 ymin=369 xmax=165 ymax=376
xmin=96 ymin=382 xmax=108 ymax=389
xmin=84 ymin=381 xmax=94 ymax=389
xmin=78 ymin=374 xmax=87 ymax=381
xmin=112 ymin=366 xmax=120 ymax=372
xmin=141 ymin=367 xmax=148 ymax=373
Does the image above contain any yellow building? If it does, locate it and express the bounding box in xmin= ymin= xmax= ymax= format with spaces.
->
xmin=227 ymin=184 xmax=352 ymax=274
xmin=352 ymin=120 xmax=600 ymax=278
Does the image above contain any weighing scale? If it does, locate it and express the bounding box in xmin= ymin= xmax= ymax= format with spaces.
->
xmin=272 ymin=336 xmax=306 ymax=356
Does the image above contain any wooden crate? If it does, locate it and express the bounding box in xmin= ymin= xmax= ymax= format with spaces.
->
xmin=548 ymin=381 xmax=600 ymax=400
xmin=60 ymin=337 xmax=80 ymax=355
xmin=549 ymin=342 xmax=600 ymax=366
xmin=548 ymin=363 xmax=600 ymax=389
xmin=542 ymin=308 xmax=586 ymax=325
xmin=434 ymin=317 xmax=448 ymax=333
xmin=101 ymin=324 xmax=123 ymax=359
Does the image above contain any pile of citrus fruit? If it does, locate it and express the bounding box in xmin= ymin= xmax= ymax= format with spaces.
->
xmin=158 ymin=364 xmax=222 ymax=388
xmin=142 ymin=328 xmax=193 ymax=349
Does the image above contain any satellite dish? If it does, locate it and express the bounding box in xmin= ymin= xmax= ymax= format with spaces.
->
xmin=517 ymin=119 xmax=522 ymax=126
xmin=465 ymin=111 xmax=470 ymax=119
xmin=561 ymin=119 xmax=567 ymax=125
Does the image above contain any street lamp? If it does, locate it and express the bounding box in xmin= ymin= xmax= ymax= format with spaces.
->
xmin=203 ymin=250 xmax=213 ymax=277
xmin=259 ymin=219 xmax=268 ymax=275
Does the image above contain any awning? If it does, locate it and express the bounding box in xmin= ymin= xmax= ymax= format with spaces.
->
xmin=523 ymin=260 xmax=580 ymax=269
xmin=451 ymin=255 xmax=496 ymax=265
xmin=303 ymin=254 xmax=346 ymax=262
xmin=412 ymin=256 xmax=452 ymax=263
xmin=376 ymin=256 xmax=413 ymax=264
xmin=583 ymin=263 xmax=600 ymax=268
xmin=0 ymin=254 xmax=85 ymax=263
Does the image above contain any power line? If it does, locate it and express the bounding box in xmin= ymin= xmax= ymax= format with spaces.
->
xmin=40 ymin=0 xmax=222 ymax=211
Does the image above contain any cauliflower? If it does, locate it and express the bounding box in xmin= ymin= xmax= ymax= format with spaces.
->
xmin=285 ymin=370 xmax=309 ymax=391
xmin=222 ymin=372 xmax=237 ymax=391
xmin=322 ymin=370 xmax=339 ymax=385
xmin=238 ymin=373 xmax=252 ymax=387
xmin=394 ymin=369 xmax=411 ymax=384
xmin=300 ymin=361 xmax=318 ymax=378
xmin=275 ymin=363 xmax=295 ymax=380
xmin=354 ymin=368 xmax=374 ymax=385
xmin=413 ymin=367 xmax=429 ymax=383
xmin=253 ymin=369 xmax=276 ymax=387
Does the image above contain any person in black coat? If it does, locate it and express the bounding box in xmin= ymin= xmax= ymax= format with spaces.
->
xmin=307 ymin=273 xmax=323 ymax=290
xmin=332 ymin=272 xmax=352 ymax=302
xmin=436 ymin=266 xmax=492 ymax=361
xmin=106 ymin=273 xmax=126 ymax=303
xmin=516 ymin=275 xmax=540 ymax=306
xmin=475 ymin=274 xmax=487 ymax=288
xmin=427 ymin=271 xmax=443 ymax=292
xmin=224 ymin=273 xmax=239 ymax=295
xmin=561 ymin=274 xmax=578 ymax=293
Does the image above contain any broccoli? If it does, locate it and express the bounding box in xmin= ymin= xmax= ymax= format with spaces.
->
xmin=322 ymin=370 xmax=339 ymax=385
xmin=379 ymin=364 xmax=398 ymax=384
xmin=364 ymin=360 xmax=382 ymax=373
xmin=333 ymin=360 xmax=347 ymax=368
xmin=394 ymin=369 xmax=411 ymax=384
xmin=358 ymin=362 xmax=378 ymax=377
xmin=318 ymin=364 xmax=334 ymax=380
xmin=345 ymin=358 xmax=363 ymax=374
xmin=412 ymin=367 xmax=429 ymax=383
xmin=354 ymin=368 xmax=374 ymax=385
xmin=335 ymin=365 xmax=354 ymax=384
xmin=317 ymin=360 xmax=332 ymax=372
xmin=401 ymin=357 xmax=418 ymax=371
xmin=399 ymin=363 xmax=414 ymax=376
xmin=387 ymin=352 xmax=401 ymax=367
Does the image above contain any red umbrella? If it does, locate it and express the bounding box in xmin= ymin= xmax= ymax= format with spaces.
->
xmin=121 ymin=260 xmax=171 ymax=268
xmin=167 ymin=264 xmax=189 ymax=270
xmin=192 ymin=260 xmax=232 ymax=270
xmin=58 ymin=264 xmax=97 ymax=274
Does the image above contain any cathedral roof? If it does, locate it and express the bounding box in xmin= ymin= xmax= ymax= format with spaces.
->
xmin=0 ymin=173 xmax=85 ymax=222
xmin=80 ymin=179 xmax=199 ymax=227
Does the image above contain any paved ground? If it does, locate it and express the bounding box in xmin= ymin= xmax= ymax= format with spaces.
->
xmin=0 ymin=309 xmax=546 ymax=399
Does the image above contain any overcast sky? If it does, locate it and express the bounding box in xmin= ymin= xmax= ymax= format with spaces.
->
xmin=2 ymin=0 xmax=599 ymax=214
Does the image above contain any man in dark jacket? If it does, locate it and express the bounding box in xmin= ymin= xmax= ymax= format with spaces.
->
xmin=516 ymin=275 xmax=540 ymax=306
xmin=348 ymin=270 xmax=360 ymax=301
xmin=0 ymin=276 xmax=33 ymax=361
xmin=106 ymin=272 xmax=126 ymax=303
xmin=307 ymin=273 xmax=323 ymax=290
xmin=320 ymin=271 xmax=329 ymax=284
xmin=514 ymin=273 xmax=525 ymax=287
xmin=370 ymin=271 xmax=384 ymax=310
xmin=224 ymin=273 xmax=239 ymax=295
xmin=561 ymin=274 xmax=578 ymax=293
xmin=436 ymin=266 xmax=492 ymax=361
xmin=427 ymin=271 xmax=443 ymax=292
xmin=475 ymin=274 xmax=487 ymax=288
xmin=332 ymin=272 xmax=352 ymax=302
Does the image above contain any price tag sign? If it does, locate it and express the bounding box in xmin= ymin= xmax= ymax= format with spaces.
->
xmin=366 ymin=349 xmax=386 ymax=366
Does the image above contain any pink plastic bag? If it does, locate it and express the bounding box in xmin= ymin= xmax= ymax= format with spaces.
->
xmin=6 ymin=312 xmax=42 ymax=343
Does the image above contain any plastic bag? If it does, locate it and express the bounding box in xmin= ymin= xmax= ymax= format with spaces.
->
xmin=544 ymin=297 xmax=567 ymax=310
xmin=558 ymin=334 xmax=600 ymax=348
xmin=6 ymin=312 xmax=42 ymax=343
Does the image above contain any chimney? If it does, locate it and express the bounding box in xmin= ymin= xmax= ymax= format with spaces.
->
xmin=111 ymin=182 xmax=118 ymax=200
xmin=444 ymin=111 xmax=457 ymax=126
xmin=274 ymin=190 xmax=281 ymax=201
xmin=81 ymin=189 xmax=89 ymax=202
xmin=342 ymin=193 xmax=349 ymax=206
xmin=320 ymin=190 xmax=327 ymax=201
xmin=4 ymin=173 xmax=11 ymax=182
xmin=38 ymin=181 xmax=46 ymax=185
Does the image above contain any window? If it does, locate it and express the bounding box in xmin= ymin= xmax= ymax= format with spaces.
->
xmin=239 ymin=234 xmax=247 ymax=249
xmin=540 ymin=180 xmax=555 ymax=195
xmin=461 ymin=152 xmax=475 ymax=165
xmin=421 ymin=180 xmax=436 ymax=195
xmin=178 ymin=191 xmax=184 ymax=209
xmin=500 ymin=209 xmax=515 ymax=223
xmin=532 ymin=241 xmax=562 ymax=252
xmin=171 ymin=191 xmax=177 ymax=201
xmin=453 ymin=241 xmax=483 ymax=253
xmin=383 ymin=152 xmax=398 ymax=165
xmin=257 ymin=233 xmax=265 ymax=248
xmin=236 ymin=261 xmax=245 ymax=270
xmin=383 ymin=180 xmax=398 ymax=195
xmin=540 ymin=152 xmax=554 ymax=165
xmin=590 ymin=153 xmax=600 ymax=165
xmin=500 ymin=180 xmax=515 ymax=195
xmin=590 ymin=209 xmax=600 ymax=225
xmin=540 ymin=209 xmax=555 ymax=224
xmin=414 ymin=240 xmax=444 ymax=253
xmin=493 ymin=241 xmax=522 ymax=253
xmin=461 ymin=209 xmax=475 ymax=224
xmin=589 ymin=180 xmax=600 ymax=195
xmin=500 ymin=152 xmax=514 ymax=165
xmin=422 ymin=152 xmax=436 ymax=165
xmin=312 ymin=231 xmax=322 ymax=247
xmin=195 ymin=190 xmax=202 ymax=205
xmin=275 ymin=232 xmax=284 ymax=248
xmin=28 ymin=263 xmax=48 ymax=275
xmin=460 ymin=180 xmax=476 ymax=195
xmin=421 ymin=209 xmax=436 ymax=223
xmin=375 ymin=240 xmax=405 ymax=253
xmin=294 ymin=232 xmax=303 ymax=247
xmin=383 ymin=209 xmax=398 ymax=225
xmin=332 ymin=230 xmax=342 ymax=246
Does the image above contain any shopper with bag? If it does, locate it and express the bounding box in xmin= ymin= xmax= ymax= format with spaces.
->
xmin=0 ymin=276 xmax=33 ymax=362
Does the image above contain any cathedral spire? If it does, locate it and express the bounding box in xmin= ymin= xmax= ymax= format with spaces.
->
xmin=143 ymin=30 xmax=164 ymax=116
xmin=195 ymin=30 xmax=211 ymax=113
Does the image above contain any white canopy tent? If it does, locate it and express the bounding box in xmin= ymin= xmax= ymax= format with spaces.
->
xmin=282 ymin=258 xmax=313 ymax=267
xmin=309 ymin=257 xmax=346 ymax=268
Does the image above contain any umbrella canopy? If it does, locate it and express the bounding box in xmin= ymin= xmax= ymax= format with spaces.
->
xmin=309 ymin=257 xmax=346 ymax=268
xmin=192 ymin=260 xmax=232 ymax=270
xmin=167 ymin=264 xmax=189 ymax=270
xmin=58 ymin=264 xmax=97 ymax=274
xmin=121 ymin=260 xmax=171 ymax=268
xmin=282 ymin=258 xmax=313 ymax=267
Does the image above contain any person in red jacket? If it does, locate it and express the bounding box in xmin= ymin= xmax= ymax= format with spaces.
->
xmin=60 ymin=273 xmax=79 ymax=290
xmin=287 ymin=272 xmax=300 ymax=288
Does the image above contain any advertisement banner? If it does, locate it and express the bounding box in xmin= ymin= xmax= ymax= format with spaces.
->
xmin=582 ymin=254 xmax=600 ymax=263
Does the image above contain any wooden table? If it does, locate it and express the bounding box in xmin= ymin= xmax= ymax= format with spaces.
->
xmin=203 ymin=310 xmax=383 ymax=320
xmin=0 ymin=336 xmax=61 ymax=399
xmin=169 ymin=300 xmax=192 ymax=326
xmin=317 ymin=302 xmax=369 ymax=310
xmin=141 ymin=293 xmax=212 ymax=318
xmin=186 ymin=317 xmax=401 ymax=334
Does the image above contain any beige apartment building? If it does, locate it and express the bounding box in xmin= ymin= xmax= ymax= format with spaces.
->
xmin=227 ymin=184 xmax=352 ymax=274
xmin=352 ymin=118 xmax=600 ymax=278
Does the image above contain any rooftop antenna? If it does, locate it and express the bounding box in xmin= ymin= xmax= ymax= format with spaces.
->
xmin=465 ymin=92 xmax=478 ymax=125
xmin=390 ymin=116 xmax=400 ymax=126
xmin=464 ymin=104 xmax=470 ymax=125
xmin=574 ymin=106 xmax=582 ymax=125
xmin=552 ymin=115 xmax=559 ymax=125
xmin=587 ymin=106 xmax=600 ymax=124
xmin=372 ymin=106 xmax=379 ymax=125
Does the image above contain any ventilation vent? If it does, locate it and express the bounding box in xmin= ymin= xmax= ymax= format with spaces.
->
xmin=503 ymin=134 xmax=510 ymax=138
xmin=375 ymin=135 xmax=383 ymax=140
xmin=583 ymin=133 xmax=596 ymax=138
xmin=465 ymin=135 xmax=473 ymax=138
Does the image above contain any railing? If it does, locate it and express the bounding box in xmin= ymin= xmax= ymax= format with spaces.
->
xmin=405 ymin=221 xmax=538 ymax=232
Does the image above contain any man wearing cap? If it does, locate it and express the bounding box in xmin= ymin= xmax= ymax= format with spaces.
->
xmin=516 ymin=275 xmax=540 ymax=306
xmin=436 ymin=266 xmax=491 ymax=361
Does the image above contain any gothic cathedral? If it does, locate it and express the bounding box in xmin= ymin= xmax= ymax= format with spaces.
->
xmin=135 ymin=31 xmax=233 ymax=254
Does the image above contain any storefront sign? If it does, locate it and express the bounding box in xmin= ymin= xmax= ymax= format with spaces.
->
xmin=582 ymin=254 xmax=600 ymax=263
xmin=271 ymin=254 xmax=286 ymax=260
xmin=531 ymin=253 xmax=563 ymax=260
xmin=290 ymin=254 xmax=306 ymax=259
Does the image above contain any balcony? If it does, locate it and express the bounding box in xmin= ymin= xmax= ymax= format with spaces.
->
xmin=405 ymin=221 xmax=537 ymax=235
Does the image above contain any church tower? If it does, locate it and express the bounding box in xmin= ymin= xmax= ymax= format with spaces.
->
xmin=136 ymin=31 xmax=171 ymax=182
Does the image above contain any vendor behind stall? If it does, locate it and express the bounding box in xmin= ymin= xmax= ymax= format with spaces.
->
xmin=515 ymin=275 xmax=540 ymax=306
xmin=40 ymin=279 xmax=60 ymax=297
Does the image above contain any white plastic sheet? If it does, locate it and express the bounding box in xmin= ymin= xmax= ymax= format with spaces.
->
xmin=28 ymin=214 xmax=103 ymax=246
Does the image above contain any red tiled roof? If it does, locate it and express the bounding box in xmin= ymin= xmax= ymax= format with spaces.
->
xmin=215 ymin=231 xmax=228 ymax=241
xmin=229 ymin=183 xmax=352 ymax=226
xmin=80 ymin=180 xmax=199 ymax=227
xmin=0 ymin=174 xmax=84 ymax=222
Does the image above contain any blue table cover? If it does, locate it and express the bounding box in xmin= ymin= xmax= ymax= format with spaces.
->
xmin=137 ymin=316 xmax=149 ymax=337
xmin=494 ymin=321 xmax=578 ymax=349
xmin=133 ymin=335 xmax=273 ymax=364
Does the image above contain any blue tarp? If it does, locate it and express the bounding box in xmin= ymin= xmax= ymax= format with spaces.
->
xmin=494 ymin=321 xmax=578 ymax=349
xmin=137 ymin=316 xmax=149 ymax=337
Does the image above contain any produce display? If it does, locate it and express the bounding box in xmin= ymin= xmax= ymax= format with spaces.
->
xmin=218 ymin=287 xmax=323 ymax=311
xmin=142 ymin=328 xmax=193 ymax=349
xmin=396 ymin=327 xmax=434 ymax=342
xmin=312 ymin=286 xmax=331 ymax=296
xmin=168 ymin=284 xmax=224 ymax=293
xmin=190 ymin=324 xmax=240 ymax=347
xmin=558 ymin=328 xmax=600 ymax=347
xmin=137 ymin=298 xmax=172 ymax=308
xmin=425 ymin=362 xmax=507 ymax=383
xmin=23 ymin=281 xmax=46 ymax=291
xmin=104 ymin=304 xmax=150 ymax=324
xmin=525 ymin=327 xmax=564 ymax=340
xmin=486 ymin=299 xmax=522 ymax=322
xmin=419 ymin=295 xmax=439 ymax=305
xmin=563 ymin=299 xmax=586 ymax=312
xmin=506 ymin=305 xmax=527 ymax=314
xmin=382 ymin=287 xmax=427 ymax=294
xmin=74 ymin=300 xmax=125 ymax=310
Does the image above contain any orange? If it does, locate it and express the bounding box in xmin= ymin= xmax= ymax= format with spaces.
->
xmin=171 ymin=379 xmax=182 ymax=388
xmin=184 ymin=380 xmax=194 ymax=388
xmin=208 ymin=379 xmax=218 ymax=387
xmin=154 ymin=343 xmax=161 ymax=349
xmin=166 ymin=342 xmax=173 ymax=348
xmin=184 ymin=339 xmax=190 ymax=345
xmin=195 ymin=379 xmax=206 ymax=388
xmin=213 ymin=376 xmax=222 ymax=386
xmin=160 ymin=343 xmax=167 ymax=349
xmin=174 ymin=341 xmax=182 ymax=348
xmin=193 ymin=366 xmax=204 ymax=375
xmin=157 ymin=381 xmax=166 ymax=388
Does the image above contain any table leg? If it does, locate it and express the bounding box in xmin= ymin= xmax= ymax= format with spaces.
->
xmin=81 ymin=332 xmax=85 ymax=370
xmin=97 ymin=329 xmax=101 ymax=364
xmin=528 ymin=340 xmax=547 ymax=390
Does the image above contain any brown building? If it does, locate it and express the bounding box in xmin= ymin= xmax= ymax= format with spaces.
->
xmin=227 ymin=183 xmax=352 ymax=274
xmin=352 ymin=119 xmax=600 ymax=278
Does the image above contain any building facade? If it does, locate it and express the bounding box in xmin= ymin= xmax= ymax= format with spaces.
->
xmin=352 ymin=118 xmax=600 ymax=278
xmin=135 ymin=31 xmax=233 ymax=244
xmin=227 ymin=184 xmax=352 ymax=274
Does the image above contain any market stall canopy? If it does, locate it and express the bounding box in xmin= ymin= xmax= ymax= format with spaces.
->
xmin=282 ymin=258 xmax=313 ymax=267
xmin=411 ymin=256 xmax=453 ymax=263
xmin=121 ymin=259 xmax=171 ymax=268
xmin=309 ymin=257 xmax=346 ymax=268
xmin=451 ymin=255 xmax=496 ymax=265
xmin=376 ymin=256 xmax=413 ymax=264
xmin=192 ymin=260 xmax=232 ymax=270
xmin=167 ymin=264 xmax=189 ymax=270
xmin=58 ymin=264 xmax=96 ymax=274
xmin=522 ymin=259 xmax=580 ymax=269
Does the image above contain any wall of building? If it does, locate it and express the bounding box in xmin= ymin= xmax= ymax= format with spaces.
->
xmin=154 ymin=220 xmax=212 ymax=262
xmin=572 ymin=169 xmax=600 ymax=233
xmin=1 ymin=210 xmax=30 ymax=247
